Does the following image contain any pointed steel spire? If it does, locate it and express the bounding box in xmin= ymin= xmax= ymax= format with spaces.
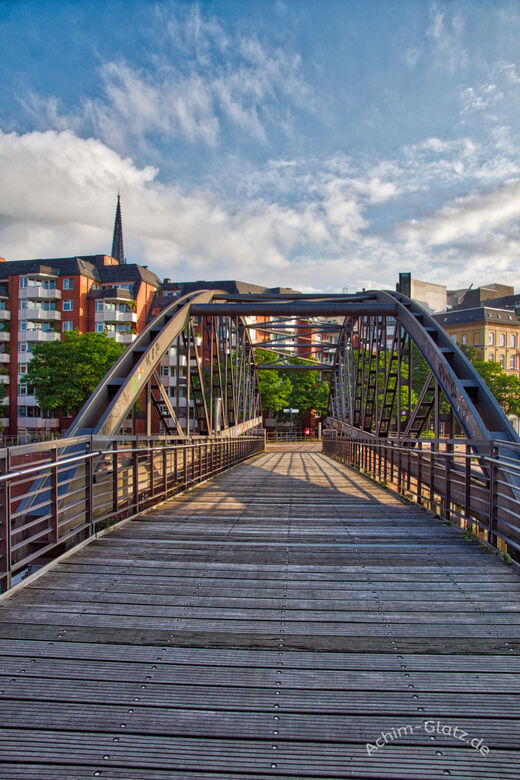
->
xmin=111 ymin=193 xmax=125 ymax=264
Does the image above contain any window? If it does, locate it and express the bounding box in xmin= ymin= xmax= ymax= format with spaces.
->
xmin=499 ymin=333 xmax=506 ymax=346
xmin=95 ymin=323 xmax=105 ymax=333
xmin=18 ymin=321 xmax=26 ymax=332
xmin=500 ymin=354 xmax=505 ymax=368
xmin=62 ymin=299 xmax=73 ymax=311
xmin=118 ymin=303 xmax=129 ymax=313
xmin=62 ymin=321 xmax=73 ymax=332
xmin=18 ymin=384 xmax=27 ymax=396
xmin=95 ymin=300 xmax=104 ymax=312
xmin=160 ymin=365 xmax=168 ymax=377
xmin=19 ymin=299 xmax=27 ymax=310
xmin=19 ymin=277 xmax=28 ymax=288
xmin=510 ymin=355 xmax=516 ymax=370
xmin=488 ymin=352 xmax=494 ymax=361
xmin=461 ymin=333 xmax=467 ymax=345
xmin=18 ymin=342 xmax=27 ymax=353
xmin=511 ymin=335 xmax=516 ymax=348
xmin=43 ymin=279 xmax=56 ymax=290
xmin=488 ymin=332 xmax=495 ymax=345
xmin=62 ymin=278 xmax=73 ymax=290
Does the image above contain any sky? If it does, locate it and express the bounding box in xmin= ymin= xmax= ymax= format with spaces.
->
xmin=1 ymin=0 xmax=520 ymax=294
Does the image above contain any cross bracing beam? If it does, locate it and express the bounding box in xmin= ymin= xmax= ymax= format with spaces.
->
xmin=191 ymin=302 xmax=397 ymax=317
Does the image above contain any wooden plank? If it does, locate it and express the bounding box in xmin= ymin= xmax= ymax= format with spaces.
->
xmin=0 ymin=448 xmax=519 ymax=778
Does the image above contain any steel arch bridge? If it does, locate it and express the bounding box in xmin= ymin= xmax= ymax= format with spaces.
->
xmin=2 ymin=287 xmax=520 ymax=595
xmin=67 ymin=287 xmax=518 ymax=447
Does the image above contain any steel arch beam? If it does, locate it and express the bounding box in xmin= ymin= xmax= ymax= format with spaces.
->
xmin=327 ymin=289 xmax=519 ymax=444
xmin=67 ymin=290 xmax=262 ymax=437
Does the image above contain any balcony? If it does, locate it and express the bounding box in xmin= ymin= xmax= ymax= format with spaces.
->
xmin=95 ymin=311 xmax=137 ymax=324
xmin=25 ymin=331 xmax=60 ymax=342
xmin=17 ymin=395 xmax=37 ymax=405
xmin=0 ymin=375 xmax=8 ymax=384
xmin=17 ymin=417 xmax=60 ymax=429
xmin=114 ymin=333 xmax=137 ymax=344
xmin=0 ymin=353 xmax=10 ymax=364
xmin=0 ymin=310 xmax=10 ymax=321
xmin=0 ymin=332 xmax=10 ymax=342
xmin=161 ymin=353 xmax=188 ymax=367
xmin=24 ymin=308 xmax=61 ymax=321
xmin=19 ymin=285 xmax=61 ymax=300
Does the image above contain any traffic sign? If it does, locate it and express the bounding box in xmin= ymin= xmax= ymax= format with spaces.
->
xmin=283 ymin=408 xmax=299 ymax=414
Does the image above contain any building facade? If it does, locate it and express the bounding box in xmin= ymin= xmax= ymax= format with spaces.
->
xmin=434 ymin=306 xmax=520 ymax=372
xmin=0 ymin=201 xmax=161 ymax=442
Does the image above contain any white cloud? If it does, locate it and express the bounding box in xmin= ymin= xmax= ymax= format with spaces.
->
xmin=398 ymin=179 xmax=520 ymax=246
xmin=459 ymin=84 xmax=502 ymax=116
xmin=21 ymin=7 xmax=312 ymax=153
xmin=2 ymin=126 xmax=520 ymax=296
xmin=426 ymin=4 xmax=467 ymax=72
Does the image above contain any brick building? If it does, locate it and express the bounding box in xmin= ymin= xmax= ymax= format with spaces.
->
xmin=0 ymin=200 xmax=161 ymax=442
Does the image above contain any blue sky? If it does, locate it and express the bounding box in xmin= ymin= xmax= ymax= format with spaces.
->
xmin=1 ymin=0 xmax=520 ymax=293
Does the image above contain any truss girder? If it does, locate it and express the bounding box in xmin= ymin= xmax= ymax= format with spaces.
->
xmin=68 ymin=290 xmax=262 ymax=438
xmin=67 ymin=286 xmax=518 ymax=446
xmin=327 ymin=290 xmax=518 ymax=444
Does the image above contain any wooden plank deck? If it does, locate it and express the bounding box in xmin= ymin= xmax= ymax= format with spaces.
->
xmin=0 ymin=446 xmax=520 ymax=778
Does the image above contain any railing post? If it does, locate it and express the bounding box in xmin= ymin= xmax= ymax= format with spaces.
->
xmin=0 ymin=451 xmax=11 ymax=594
xmin=162 ymin=445 xmax=168 ymax=499
xmin=149 ymin=445 xmax=155 ymax=500
xmin=464 ymin=443 xmax=471 ymax=523
xmin=112 ymin=440 xmax=119 ymax=517
xmin=133 ymin=444 xmax=139 ymax=513
xmin=444 ymin=444 xmax=452 ymax=522
xmin=417 ymin=441 xmax=422 ymax=505
xmin=488 ymin=443 xmax=498 ymax=548
xmin=85 ymin=439 xmax=94 ymax=536
xmin=50 ymin=446 xmax=59 ymax=544
xmin=429 ymin=440 xmax=436 ymax=511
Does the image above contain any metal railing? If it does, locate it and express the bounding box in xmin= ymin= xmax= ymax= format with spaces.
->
xmin=0 ymin=433 xmax=265 ymax=593
xmin=323 ymin=430 xmax=520 ymax=561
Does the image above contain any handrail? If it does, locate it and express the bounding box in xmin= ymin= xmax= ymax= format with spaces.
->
xmin=323 ymin=428 xmax=520 ymax=562
xmin=0 ymin=433 xmax=266 ymax=594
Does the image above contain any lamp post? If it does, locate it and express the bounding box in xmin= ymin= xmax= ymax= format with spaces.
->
xmin=283 ymin=408 xmax=299 ymax=439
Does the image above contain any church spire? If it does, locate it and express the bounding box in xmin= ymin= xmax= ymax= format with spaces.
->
xmin=111 ymin=193 xmax=125 ymax=264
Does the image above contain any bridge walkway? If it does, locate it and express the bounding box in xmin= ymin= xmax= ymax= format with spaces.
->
xmin=0 ymin=446 xmax=519 ymax=778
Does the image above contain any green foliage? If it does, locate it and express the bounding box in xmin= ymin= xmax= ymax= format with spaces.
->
xmin=256 ymin=349 xmax=292 ymax=414
xmin=284 ymin=358 xmax=330 ymax=416
xmin=26 ymin=330 xmax=125 ymax=414
xmin=461 ymin=345 xmax=520 ymax=415
xmin=255 ymin=349 xmax=329 ymax=416
xmin=472 ymin=359 xmax=520 ymax=415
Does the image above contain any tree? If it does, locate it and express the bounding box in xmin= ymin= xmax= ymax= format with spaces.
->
xmin=26 ymin=330 xmax=125 ymax=414
xmin=255 ymin=349 xmax=292 ymax=414
xmin=255 ymin=350 xmax=330 ymax=417
xmin=284 ymin=358 xmax=330 ymax=416
xmin=461 ymin=345 xmax=520 ymax=415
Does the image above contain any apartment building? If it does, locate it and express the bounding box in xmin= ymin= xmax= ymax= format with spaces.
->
xmin=0 ymin=201 xmax=161 ymax=442
xmin=434 ymin=306 xmax=520 ymax=372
